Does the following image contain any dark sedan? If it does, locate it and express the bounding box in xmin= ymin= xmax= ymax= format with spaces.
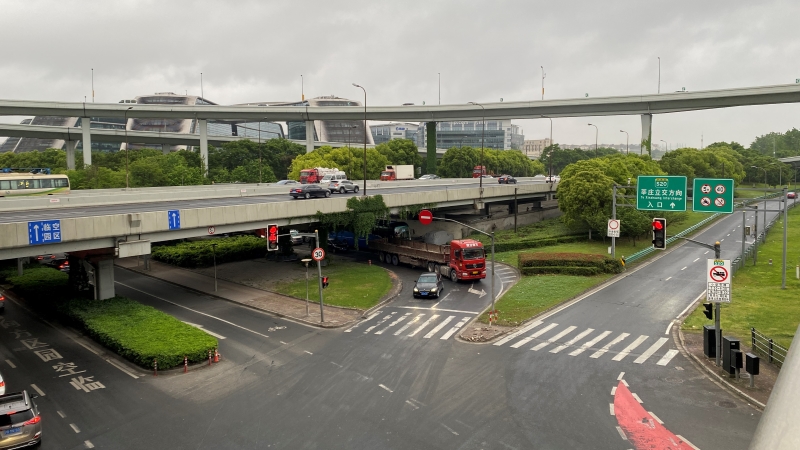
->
xmin=498 ymin=175 xmax=517 ymax=184
xmin=413 ymin=272 xmax=444 ymax=299
xmin=290 ymin=184 xmax=331 ymax=199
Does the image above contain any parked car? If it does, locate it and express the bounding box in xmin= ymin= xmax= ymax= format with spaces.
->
xmin=787 ymin=191 xmax=797 ymax=199
xmin=0 ymin=290 xmax=5 ymax=313
xmin=0 ymin=390 xmax=42 ymax=448
xmin=545 ymin=175 xmax=560 ymax=183
xmin=290 ymin=184 xmax=331 ymax=199
xmin=328 ymin=180 xmax=359 ymax=194
xmin=497 ymin=175 xmax=517 ymax=184
xmin=289 ymin=230 xmax=304 ymax=245
xmin=276 ymin=180 xmax=298 ymax=185
xmin=413 ymin=272 xmax=444 ymax=299
xmin=480 ymin=174 xmax=494 ymax=179
xmin=418 ymin=174 xmax=440 ymax=180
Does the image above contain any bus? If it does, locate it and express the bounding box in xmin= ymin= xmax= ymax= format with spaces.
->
xmin=0 ymin=169 xmax=71 ymax=197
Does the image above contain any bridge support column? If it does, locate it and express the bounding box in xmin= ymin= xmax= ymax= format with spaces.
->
xmin=305 ymin=121 xmax=315 ymax=153
xmin=17 ymin=258 xmax=24 ymax=276
xmin=65 ymin=141 xmax=76 ymax=170
xmin=641 ymin=113 xmax=652 ymax=156
xmin=81 ymin=118 xmax=92 ymax=166
xmin=94 ymin=257 xmax=115 ymax=300
xmin=162 ymin=144 xmax=171 ymax=155
xmin=426 ymin=122 xmax=437 ymax=174
xmin=199 ymin=119 xmax=208 ymax=177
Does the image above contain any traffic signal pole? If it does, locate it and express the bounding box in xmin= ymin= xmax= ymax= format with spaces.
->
xmin=611 ymin=185 xmax=617 ymax=259
xmin=315 ymin=229 xmax=325 ymax=322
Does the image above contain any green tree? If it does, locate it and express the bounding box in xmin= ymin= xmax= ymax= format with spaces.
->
xmin=375 ymin=139 xmax=423 ymax=168
xmin=287 ymin=146 xmax=388 ymax=180
xmin=437 ymin=146 xmax=480 ymax=178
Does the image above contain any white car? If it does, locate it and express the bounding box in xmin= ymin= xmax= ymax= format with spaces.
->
xmin=545 ymin=175 xmax=560 ymax=183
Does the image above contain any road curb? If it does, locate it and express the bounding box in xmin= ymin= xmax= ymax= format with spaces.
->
xmin=363 ymin=269 xmax=403 ymax=318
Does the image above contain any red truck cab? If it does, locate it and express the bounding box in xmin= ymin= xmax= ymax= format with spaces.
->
xmin=448 ymin=239 xmax=486 ymax=281
xmin=472 ymin=166 xmax=488 ymax=178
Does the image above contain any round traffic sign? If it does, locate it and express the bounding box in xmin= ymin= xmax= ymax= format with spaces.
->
xmin=715 ymin=184 xmax=726 ymax=195
xmin=418 ymin=209 xmax=433 ymax=226
xmin=700 ymin=197 xmax=711 ymax=207
xmin=701 ymin=184 xmax=712 ymax=194
xmin=608 ymin=219 xmax=620 ymax=230
xmin=208 ymin=226 xmax=216 ymax=235
xmin=709 ymin=266 xmax=728 ymax=282
xmin=312 ymin=247 xmax=325 ymax=261
xmin=714 ymin=197 xmax=726 ymax=207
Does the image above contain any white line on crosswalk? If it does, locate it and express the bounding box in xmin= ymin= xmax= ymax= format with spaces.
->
xmin=396 ymin=305 xmax=479 ymax=314
xmin=570 ymin=330 xmax=612 ymax=356
xmin=424 ymin=316 xmax=455 ymax=338
xmin=590 ymin=333 xmax=630 ymax=358
xmin=494 ymin=320 xmax=543 ymax=346
xmin=613 ymin=335 xmax=649 ymax=361
xmin=345 ymin=310 xmax=382 ymax=332
xmin=551 ymin=328 xmax=594 ymax=354
xmin=634 ymin=337 xmax=668 ymax=364
xmin=375 ymin=313 xmax=412 ymax=335
xmin=408 ymin=315 xmax=440 ymax=337
xmin=364 ymin=313 xmax=396 ymax=334
xmin=394 ymin=314 xmax=424 ymax=335
xmin=532 ymin=326 xmax=577 ymax=351
xmin=657 ymin=349 xmax=679 ymax=366
xmin=440 ymin=317 xmax=470 ymax=340
xmin=510 ymin=323 xmax=558 ymax=348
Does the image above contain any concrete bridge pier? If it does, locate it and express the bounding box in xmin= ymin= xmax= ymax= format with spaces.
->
xmin=199 ymin=119 xmax=208 ymax=177
xmin=641 ymin=113 xmax=652 ymax=156
xmin=426 ymin=122 xmax=437 ymax=173
xmin=305 ymin=121 xmax=315 ymax=153
xmin=66 ymin=140 xmax=76 ymax=170
xmin=81 ymin=118 xmax=92 ymax=166
xmin=93 ymin=257 xmax=115 ymax=300
xmin=68 ymin=249 xmax=116 ymax=300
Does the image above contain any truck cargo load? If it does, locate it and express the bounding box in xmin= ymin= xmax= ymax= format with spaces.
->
xmin=380 ymin=165 xmax=415 ymax=181
xmin=371 ymin=235 xmax=486 ymax=282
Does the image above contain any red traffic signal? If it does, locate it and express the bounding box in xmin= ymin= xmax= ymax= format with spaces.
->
xmin=652 ymin=220 xmax=664 ymax=230
xmin=652 ymin=218 xmax=667 ymax=250
xmin=267 ymin=224 xmax=279 ymax=251
xmin=322 ymin=276 xmax=329 ymax=288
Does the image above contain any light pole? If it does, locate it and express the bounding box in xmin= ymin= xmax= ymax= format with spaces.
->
xmin=258 ymin=118 xmax=264 ymax=183
xmin=660 ymin=139 xmax=668 ymax=154
xmin=658 ymin=57 xmax=661 ymax=94
xmin=588 ymin=123 xmax=598 ymax=158
xmin=770 ymin=162 xmax=783 ymax=187
xmin=124 ymin=106 xmax=133 ymax=189
xmin=211 ymin=243 xmax=218 ymax=292
xmin=541 ymin=66 xmax=546 ymax=100
xmin=352 ymin=83 xmax=367 ymax=196
xmin=620 ymin=130 xmax=629 ymax=154
xmin=302 ymin=258 xmax=312 ymax=316
xmin=542 ymin=115 xmax=553 ymax=180
xmin=469 ymin=102 xmax=486 ymax=190
xmin=438 ymin=73 xmax=441 ymax=105
xmin=753 ymin=166 xmax=768 ymax=228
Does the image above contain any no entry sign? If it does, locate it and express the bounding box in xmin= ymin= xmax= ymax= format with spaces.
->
xmin=706 ymin=259 xmax=731 ymax=303
xmin=419 ymin=209 xmax=433 ymax=226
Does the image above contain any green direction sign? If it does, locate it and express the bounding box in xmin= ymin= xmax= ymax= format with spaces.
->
xmin=693 ymin=178 xmax=734 ymax=213
xmin=636 ymin=176 xmax=687 ymax=212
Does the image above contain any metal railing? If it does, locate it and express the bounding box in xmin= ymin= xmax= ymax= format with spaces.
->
xmin=751 ymin=327 xmax=789 ymax=368
xmin=731 ymin=195 xmax=797 ymax=274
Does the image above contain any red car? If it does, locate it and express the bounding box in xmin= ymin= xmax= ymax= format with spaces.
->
xmin=787 ymin=192 xmax=797 ymax=199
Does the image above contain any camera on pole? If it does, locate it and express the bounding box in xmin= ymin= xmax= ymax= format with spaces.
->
xmin=703 ymin=302 xmax=714 ymax=320
xmin=652 ymin=218 xmax=667 ymax=250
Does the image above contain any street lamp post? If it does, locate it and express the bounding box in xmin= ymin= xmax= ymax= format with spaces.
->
xmin=541 ymin=66 xmax=546 ymax=100
xmin=753 ymin=166 xmax=768 ymax=228
xmin=438 ymin=73 xmax=441 ymax=105
xmin=660 ymin=139 xmax=668 ymax=154
xmin=352 ymin=83 xmax=367 ymax=196
xmin=124 ymin=106 xmax=133 ymax=189
xmin=620 ymin=130 xmax=629 ymax=154
xmin=258 ymin=118 xmax=264 ymax=183
xmin=770 ymin=162 xmax=783 ymax=187
xmin=588 ymin=123 xmax=598 ymax=158
xmin=469 ymin=102 xmax=486 ymax=191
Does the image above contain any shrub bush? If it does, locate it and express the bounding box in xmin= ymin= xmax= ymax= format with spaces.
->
xmin=152 ymin=235 xmax=267 ymax=268
xmin=62 ymin=297 xmax=218 ymax=369
xmin=6 ymin=267 xmax=70 ymax=300
xmin=521 ymin=266 xmax=601 ymax=276
xmin=493 ymin=235 xmax=585 ymax=253
xmin=518 ymin=252 xmax=622 ymax=275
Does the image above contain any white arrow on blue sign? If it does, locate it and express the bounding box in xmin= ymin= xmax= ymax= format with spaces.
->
xmin=168 ymin=210 xmax=181 ymax=230
xmin=28 ymin=220 xmax=62 ymax=246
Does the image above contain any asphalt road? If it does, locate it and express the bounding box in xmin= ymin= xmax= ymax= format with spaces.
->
xmin=0 ymin=198 xmax=788 ymax=449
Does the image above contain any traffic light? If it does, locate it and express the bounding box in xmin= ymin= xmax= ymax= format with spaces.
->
xmin=703 ymin=302 xmax=714 ymax=320
xmin=267 ymin=224 xmax=279 ymax=252
xmin=322 ymin=276 xmax=329 ymax=289
xmin=652 ymin=218 xmax=667 ymax=250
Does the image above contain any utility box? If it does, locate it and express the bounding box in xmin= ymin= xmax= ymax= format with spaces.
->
xmin=745 ymin=353 xmax=760 ymax=375
xmin=703 ymin=325 xmax=717 ymax=358
xmin=732 ymin=349 xmax=743 ymax=370
xmin=745 ymin=225 xmax=751 ymax=236
xmin=722 ymin=336 xmax=740 ymax=375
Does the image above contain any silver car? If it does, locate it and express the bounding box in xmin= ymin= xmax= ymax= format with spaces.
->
xmin=328 ymin=180 xmax=359 ymax=194
xmin=0 ymin=390 xmax=42 ymax=449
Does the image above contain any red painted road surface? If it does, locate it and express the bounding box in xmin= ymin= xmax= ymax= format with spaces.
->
xmin=614 ymin=381 xmax=695 ymax=449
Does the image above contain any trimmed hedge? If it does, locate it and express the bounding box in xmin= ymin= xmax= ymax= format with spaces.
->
xmin=493 ymin=235 xmax=584 ymax=253
xmin=152 ymin=236 xmax=267 ymax=268
xmin=62 ymin=297 xmax=218 ymax=369
xmin=518 ymin=252 xmax=623 ymax=275
xmin=6 ymin=267 xmax=70 ymax=300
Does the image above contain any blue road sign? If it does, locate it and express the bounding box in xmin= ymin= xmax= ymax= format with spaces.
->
xmin=28 ymin=220 xmax=62 ymax=246
xmin=168 ymin=210 xmax=181 ymax=230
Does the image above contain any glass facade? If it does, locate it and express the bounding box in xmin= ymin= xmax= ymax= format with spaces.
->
xmin=415 ymin=120 xmax=523 ymax=150
xmin=370 ymin=123 xmax=420 ymax=145
xmin=285 ymin=97 xmax=373 ymax=145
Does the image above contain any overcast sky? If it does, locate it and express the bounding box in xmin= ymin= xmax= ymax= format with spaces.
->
xmin=1 ymin=0 xmax=799 ymax=149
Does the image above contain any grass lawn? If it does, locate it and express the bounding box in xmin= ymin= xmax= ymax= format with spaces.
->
xmin=472 ymin=217 xmax=584 ymax=243
xmin=273 ymin=258 xmax=392 ymax=310
xmin=683 ymin=205 xmax=800 ymax=349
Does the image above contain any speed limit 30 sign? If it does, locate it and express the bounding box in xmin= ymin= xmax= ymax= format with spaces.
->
xmin=312 ymin=247 xmax=326 ymax=261
xmin=706 ymin=259 xmax=731 ymax=303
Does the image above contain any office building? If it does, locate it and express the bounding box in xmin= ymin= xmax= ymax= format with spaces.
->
xmin=282 ymin=96 xmax=374 ymax=145
xmin=370 ymin=123 xmax=420 ymax=145
xmin=415 ymin=120 xmax=523 ymax=150
xmin=522 ymin=138 xmax=552 ymax=159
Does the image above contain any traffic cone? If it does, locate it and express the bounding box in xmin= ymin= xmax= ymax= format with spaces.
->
xmin=214 ymin=348 xmax=220 ymax=363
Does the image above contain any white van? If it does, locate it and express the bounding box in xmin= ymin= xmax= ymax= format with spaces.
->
xmin=320 ymin=172 xmax=347 ymax=183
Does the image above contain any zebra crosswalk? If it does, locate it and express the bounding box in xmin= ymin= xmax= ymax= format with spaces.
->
xmin=493 ymin=320 xmax=678 ymax=366
xmin=344 ymin=309 xmax=473 ymax=341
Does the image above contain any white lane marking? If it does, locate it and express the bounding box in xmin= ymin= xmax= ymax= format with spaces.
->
xmin=424 ymin=315 xmax=455 ymax=338
xmin=304 ymin=350 xmax=313 ymax=355
xmin=405 ymin=400 xmax=419 ymax=410
xmin=115 ymin=282 xmax=271 ymax=339
xmin=693 ymin=258 xmax=700 ymax=262
xmin=665 ymin=277 xmax=672 ymax=281
xmin=441 ymin=423 xmax=459 ymax=436
xmin=609 ymin=403 xmax=615 ymax=415
xmin=395 ymin=314 xmax=424 ymax=335
xmin=727 ymin=233 xmax=730 ymax=236
xmin=591 ymin=334 xmax=630 ymax=359
xmin=375 ymin=313 xmax=411 ymax=335
xmin=330 ymin=361 xmax=343 ymax=368
xmin=649 ymin=411 xmax=664 ymax=424
xmin=681 ymin=266 xmax=687 ymax=271
xmin=610 ymin=386 xmax=617 ymax=395
xmin=632 ymin=393 xmax=643 ymax=403
xmin=280 ymin=341 xmax=288 ymax=345
xmin=182 ymin=321 xmax=227 ymax=339
xmin=721 ymin=238 xmax=724 ymax=242
xmin=436 ymin=293 xmax=452 ymax=302
xmin=395 ymin=305 xmax=479 ymax=314
xmin=408 ymin=315 xmax=440 ymax=337
xmin=105 ymin=358 xmax=139 ymax=379
xmin=73 ymin=339 xmax=101 ymax=356
xmin=665 ymin=320 xmax=675 ymax=335
xmin=569 ymin=330 xmax=612 ymax=356
xmin=440 ymin=317 xmax=470 ymax=340
xmin=657 ymin=349 xmax=680 ymax=366
xmin=5 ymin=360 xmax=15 ymax=369
xmin=378 ymin=384 xmax=393 ymax=393
xmin=494 ymin=320 xmax=543 ymax=346
xmin=344 ymin=310 xmax=382 ymax=332
xmin=618 ymin=372 xmax=626 ymax=381
xmin=621 ymin=379 xmax=629 ymax=387
xmin=550 ymin=328 xmax=594 ymax=353
xmin=616 ymin=426 xmax=628 ymax=440
xmin=532 ymin=326 xmax=577 ymax=351
xmin=511 ymin=323 xmax=558 ymax=349
xmin=85 ymin=441 xmax=95 ymax=449
xmin=676 ymin=435 xmax=701 ymax=450
xmin=613 ymin=335 xmax=649 ymax=361
xmin=70 ymin=423 xmax=81 ymax=433
xmin=634 ymin=337 xmax=669 ymax=364
xmin=364 ymin=313 xmax=396 ymax=334
xmin=57 ymin=411 xmax=66 ymax=419
xmin=704 ymin=250 xmax=709 ymax=254
xmin=677 ymin=290 xmax=707 ymax=319
xmin=30 ymin=384 xmax=45 ymax=397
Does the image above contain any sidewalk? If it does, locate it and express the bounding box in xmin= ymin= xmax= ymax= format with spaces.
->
xmin=115 ymin=257 xmax=362 ymax=328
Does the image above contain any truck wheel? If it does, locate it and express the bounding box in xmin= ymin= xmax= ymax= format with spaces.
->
xmin=427 ymin=262 xmax=435 ymax=273
xmin=391 ymin=254 xmax=399 ymax=266
xmin=379 ymin=252 xmax=386 ymax=263
xmin=354 ymin=186 xmax=359 ymax=192
xmin=450 ymin=269 xmax=458 ymax=283
xmin=434 ymin=264 xmax=440 ymax=274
